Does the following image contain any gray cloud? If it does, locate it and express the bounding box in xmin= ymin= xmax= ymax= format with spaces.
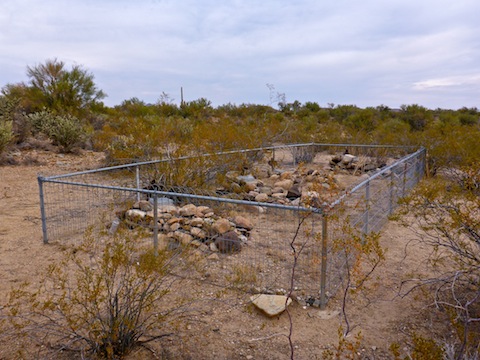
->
xmin=1 ymin=0 xmax=479 ymax=109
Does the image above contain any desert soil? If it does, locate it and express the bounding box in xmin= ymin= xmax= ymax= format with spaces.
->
xmin=0 ymin=149 xmax=448 ymax=359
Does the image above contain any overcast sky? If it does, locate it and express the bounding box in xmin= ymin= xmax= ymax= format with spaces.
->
xmin=1 ymin=0 xmax=480 ymax=109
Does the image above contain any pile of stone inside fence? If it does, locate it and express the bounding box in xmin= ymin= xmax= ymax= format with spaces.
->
xmin=118 ymin=200 xmax=254 ymax=256
xmin=217 ymin=152 xmax=386 ymax=206
xmin=329 ymin=152 xmax=387 ymax=173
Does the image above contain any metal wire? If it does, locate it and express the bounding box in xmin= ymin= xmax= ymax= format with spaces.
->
xmin=38 ymin=143 xmax=426 ymax=305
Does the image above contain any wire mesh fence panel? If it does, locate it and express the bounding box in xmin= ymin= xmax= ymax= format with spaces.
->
xmin=319 ymin=147 xmax=426 ymax=303
xmin=38 ymin=143 xmax=426 ymax=306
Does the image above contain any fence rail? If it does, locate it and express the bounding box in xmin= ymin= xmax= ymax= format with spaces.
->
xmin=38 ymin=143 xmax=426 ymax=308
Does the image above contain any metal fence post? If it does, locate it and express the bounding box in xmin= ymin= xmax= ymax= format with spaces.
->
xmin=136 ymin=166 xmax=141 ymax=202
xmin=153 ymin=194 xmax=159 ymax=256
xmin=364 ymin=180 xmax=370 ymax=235
xmin=38 ymin=176 xmax=48 ymax=244
xmin=402 ymin=162 xmax=407 ymax=197
xmin=388 ymin=171 xmax=394 ymax=215
xmin=319 ymin=214 xmax=328 ymax=309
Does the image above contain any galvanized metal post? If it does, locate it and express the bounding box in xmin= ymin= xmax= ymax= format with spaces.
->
xmin=388 ymin=171 xmax=394 ymax=215
xmin=402 ymin=162 xmax=407 ymax=197
xmin=153 ymin=194 xmax=159 ymax=256
xmin=364 ymin=180 xmax=370 ymax=235
xmin=319 ymin=214 xmax=328 ymax=309
xmin=136 ymin=166 xmax=141 ymax=202
xmin=38 ymin=176 xmax=48 ymax=244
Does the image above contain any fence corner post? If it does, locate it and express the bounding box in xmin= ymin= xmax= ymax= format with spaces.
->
xmin=38 ymin=175 xmax=48 ymax=244
xmin=320 ymin=214 xmax=328 ymax=309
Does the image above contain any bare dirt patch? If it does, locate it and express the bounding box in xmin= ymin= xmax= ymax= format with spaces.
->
xmin=0 ymin=150 xmax=446 ymax=359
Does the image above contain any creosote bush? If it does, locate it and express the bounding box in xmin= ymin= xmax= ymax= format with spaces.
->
xmin=4 ymin=232 xmax=179 ymax=359
xmin=398 ymin=165 xmax=480 ymax=358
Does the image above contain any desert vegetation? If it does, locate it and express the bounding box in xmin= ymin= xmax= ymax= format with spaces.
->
xmin=1 ymin=59 xmax=479 ymax=358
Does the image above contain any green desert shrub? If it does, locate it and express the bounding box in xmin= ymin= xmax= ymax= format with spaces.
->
xmin=4 ymin=234 xmax=180 ymax=359
xmin=0 ymin=119 xmax=14 ymax=153
xmin=28 ymin=110 xmax=85 ymax=152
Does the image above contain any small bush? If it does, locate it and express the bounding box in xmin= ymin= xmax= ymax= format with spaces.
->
xmin=28 ymin=110 xmax=85 ymax=152
xmin=0 ymin=119 xmax=14 ymax=154
xmin=4 ymin=234 xmax=179 ymax=359
xmin=410 ymin=333 xmax=444 ymax=360
xmin=48 ymin=114 xmax=84 ymax=151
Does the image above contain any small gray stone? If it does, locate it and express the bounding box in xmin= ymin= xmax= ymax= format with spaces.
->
xmin=237 ymin=174 xmax=256 ymax=183
xmin=342 ymin=154 xmax=356 ymax=165
xmin=254 ymin=193 xmax=269 ymax=202
xmin=208 ymin=253 xmax=220 ymax=261
xmin=258 ymin=186 xmax=273 ymax=195
xmin=190 ymin=227 xmax=207 ymax=239
xmin=125 ymin=209 xmax=146 ymax=220
xmin=174 ymin=231 xmax=193 ymax=245
xmin=209 ymin=242 xmax=218 ymax=252
xmin=134 ymin=200 xmax=153 ymax=211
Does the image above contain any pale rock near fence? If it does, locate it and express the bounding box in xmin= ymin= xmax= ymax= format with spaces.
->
xmin=342 ymin=154 xmax=356 ymax=165
xmin=258 ymin=186 xmax=273 ymax=195
xmin=125 ymin=209 xmax=146 ymax=220
xmin=179 ymin=204 xmax=198 ymax=217
xmin=254 ymin=193 xmax=269 ymax=202
xmin=174 ymin=230 xmax=193 ymax=245
xmin=274 ymin=179 xmax=293 ymax=191
xmin=231 ymin=216 xmax=254 ymax=231
xmin=212 ymin=218 xmax=232 ymax=234
xmin=135 ymin=200 xmax=153 ymax=211
xmin=250 ymin=294 xmax=292 ymax=317
xmin=189 ymin=217 xmax=204 ymax=227
xmin=190 ymin=226 xmax=207 ymax=239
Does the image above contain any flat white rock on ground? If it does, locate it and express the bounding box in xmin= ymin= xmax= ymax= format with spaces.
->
xmin=250 ymin=294 xmax=292 ymax=317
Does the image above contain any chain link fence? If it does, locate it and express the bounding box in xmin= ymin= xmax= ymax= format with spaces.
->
xmin=38 ymin=143 xmax=426 ymax=307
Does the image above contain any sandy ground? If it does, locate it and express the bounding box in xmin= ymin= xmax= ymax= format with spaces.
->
xmin=0 ymin=149 xmax=446 ymax=359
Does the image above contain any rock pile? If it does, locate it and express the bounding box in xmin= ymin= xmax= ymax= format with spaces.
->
xmin=329 ymin=153 xmax=386 ymax=173
xmin=220 ymin=167 xmax=341 ymax=208
xmin=118 ymin=200 xmax=254 ymax=254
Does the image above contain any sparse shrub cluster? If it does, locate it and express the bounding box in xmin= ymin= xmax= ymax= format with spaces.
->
xmin=0 ymin=118 xmax=13 ymax=153
xmin=4 ymin=233 xmax=181 ymax=359
xmin=398 ymin=164 xmax=480 ymax=358
xmin=0 ymin=97 xmax=15 ymax=152
xmin=28 ymin=110 xmax=85 ymax=152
